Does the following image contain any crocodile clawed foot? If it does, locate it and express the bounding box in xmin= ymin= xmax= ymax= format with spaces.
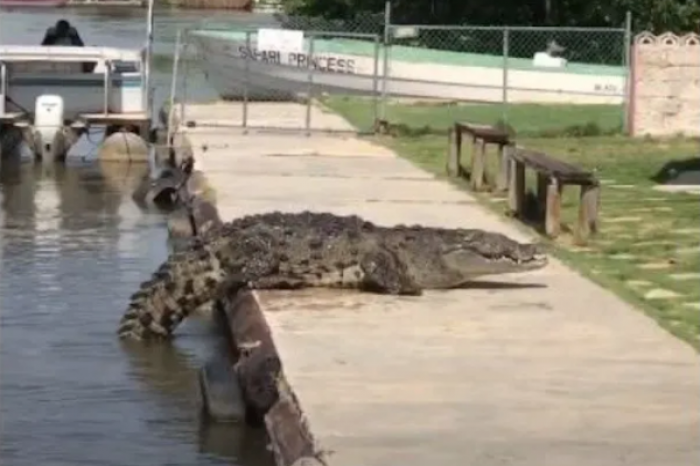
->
xmin=359 ymin=247 xmax=423 ymax=296
xmin=117 ymin=319 xmax=146 ymax=341
xmin=117 ymin=314 xmax=171 ymax=341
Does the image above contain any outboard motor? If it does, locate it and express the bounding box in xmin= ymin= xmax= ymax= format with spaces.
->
xmin=33 ymin=94 xmax=66 ymax=163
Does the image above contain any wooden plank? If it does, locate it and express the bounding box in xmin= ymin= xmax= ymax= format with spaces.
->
xmin=470 ymin=137 xmax=486 ymax=191
xmin=545 ymin=177 xmax=562 ymax=237
xmin=574 ymin=183 xmax=601 ymax=244
xmin=456 ymin=122 xmax=511 ymax=145
xmin=512 ymin=147 xmax=594 ymax=183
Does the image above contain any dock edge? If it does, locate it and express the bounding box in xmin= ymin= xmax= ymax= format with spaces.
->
xmin=170 ymin=130 xmax=326 ymax=466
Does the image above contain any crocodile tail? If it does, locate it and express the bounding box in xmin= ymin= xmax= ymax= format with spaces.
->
xmin=117 ymin=246 xmax=225 ymax=340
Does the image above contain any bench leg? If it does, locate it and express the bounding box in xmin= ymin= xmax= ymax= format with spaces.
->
xmin=446 ymin=127 xmax=459 ymax=177
xmin=545 ymin=177 xmax=562 ymax=238
xmin=575 ymin=183 xmax=601 ymax=244
xmin=536 ymin=173 xmax=548 ymax=220
xmin=496 ymin=143 xmax=510 ymax=192
xmin=470 ymin=138 xmax=486 ymax=191
xmin=508 ymin=159 xmax=525 ymax=215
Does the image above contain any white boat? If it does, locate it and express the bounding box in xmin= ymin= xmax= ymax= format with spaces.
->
xmin=0 ymin=2 xmax=155 ymax=164
xmin=0 ymin=45 xmax=149 ymax=119
xmin=188 ymin=29 xmax=627 ymax=105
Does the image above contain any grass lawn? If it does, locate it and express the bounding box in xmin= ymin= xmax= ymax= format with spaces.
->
xmin=326 ymin=97 xmax=700 ymax=348
xmin=386 ymin=133 xmax=700 ymax=349
xmin=322 ymin=96 xmax=625 ymax=137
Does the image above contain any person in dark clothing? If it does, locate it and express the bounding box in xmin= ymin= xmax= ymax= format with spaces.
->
xmin=41 ymin=20 xmax=85 ymax=46
xmin=41 ymin=20 xmax=96 ymax=73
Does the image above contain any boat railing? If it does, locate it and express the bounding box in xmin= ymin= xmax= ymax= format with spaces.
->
xmin=0 ymin=45 xmax=144 ymax=64
xmin=0 ymin=45 xmax=148 ymax=121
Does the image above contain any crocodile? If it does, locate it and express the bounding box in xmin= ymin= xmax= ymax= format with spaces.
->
xmin=118 ymin=211 xmax=548 ymax=341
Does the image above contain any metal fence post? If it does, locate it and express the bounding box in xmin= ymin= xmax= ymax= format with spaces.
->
xmin=181 ymin=29 xmax=190 ymax=127
xmin=305 ymin=34 xmax=315 ymax=136
xmin=372 ymin=34 xmax=381 ymax=129
xmin=243 ymin=31 xmax=250 ymax=131
xmin=166 ymin=29 xmax=182 ymax=149
xmin=380 ymin=0 xmax=391 ymax=122
xmin=622 ymin=11 xmax=633 ymax=135
xmin=501 ymin=26 xmax=510 ymax=124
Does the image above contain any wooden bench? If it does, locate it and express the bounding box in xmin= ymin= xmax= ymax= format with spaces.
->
xmin=507 ymin=147 xmax=600 ymax=243
xmin=446 ymin=122 xmax=513 ymax=192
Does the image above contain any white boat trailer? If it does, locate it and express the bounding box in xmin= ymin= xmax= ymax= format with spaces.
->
xmin=0 ymin=45 xmax=153 ymax=163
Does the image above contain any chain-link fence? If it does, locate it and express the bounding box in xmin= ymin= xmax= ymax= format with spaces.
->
xmin=377 ymin=24 xmax=628 ymax=137
xmin=170 ymin=24 xmax=383 ymax=135
xmin=169 ymin=10 xmax=631 ymax=138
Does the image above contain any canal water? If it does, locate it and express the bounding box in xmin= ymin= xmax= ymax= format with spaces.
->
xmin=0 ymin=7 xmax=277 ymax=466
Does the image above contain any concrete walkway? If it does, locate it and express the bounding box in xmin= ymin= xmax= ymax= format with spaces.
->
xmin=181 ymin=103 xmax=700 ymax=466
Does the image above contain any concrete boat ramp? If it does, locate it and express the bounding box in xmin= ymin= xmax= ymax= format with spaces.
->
xmin=179 ymin=102 xmax=700 ymax=466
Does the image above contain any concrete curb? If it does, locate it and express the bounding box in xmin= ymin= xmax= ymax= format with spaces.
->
xmin=172 ymin=129 xmax=324 ymax=466
xmin=220 ymin=287 xmax=324 ymax=466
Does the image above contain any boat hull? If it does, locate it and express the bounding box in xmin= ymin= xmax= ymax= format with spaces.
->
xmin=190 ymin=31 xmax=626 ymax=105
xmin=6 ymin=73 xmax=145 ymax=118
xmin=2 ymin=54 xmax=147 ymax=121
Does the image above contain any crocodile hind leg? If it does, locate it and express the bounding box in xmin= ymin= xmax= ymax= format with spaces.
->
xmin=359 ymin=247 xmax=422 ymax=296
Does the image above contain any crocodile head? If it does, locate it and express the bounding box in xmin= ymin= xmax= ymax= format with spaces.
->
xmin=440 ymin=230 xmax=548 ymax=279
xmin=402 ymin=228 xmax=548 ymax=288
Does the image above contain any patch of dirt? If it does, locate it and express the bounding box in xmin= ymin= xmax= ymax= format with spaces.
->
xmin=676 ymin=246 xmax=700 ymax=255
xmin=674 ymin=228 xmax=700 ymax=235
xmin=629 ymin=206 xmax=673 ymax=213
xmin=605 ymin=216 xmax=643 ymax=224
xmin=644 ymin=288 xmax=682 ymax=300
xmin=567 ymin=246 xmax=596 ymax=253
xmin=638 ymin=223 xmax=675 ymax=234
xmin=632 ymin=240 xmax=676 ymax=248
xmin=670 ymin=273 xmax=700 ymax=281
xmin=626 ymin=280 xmax=654 ymax=288
xmin=610 ymin=253 xmax=637 ymax=260
xmin=638 ymin=262 xmax=674 ymax=270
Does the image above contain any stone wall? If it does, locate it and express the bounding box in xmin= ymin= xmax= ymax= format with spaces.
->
xmin=631 ymin=32 xmax=700 ymax=137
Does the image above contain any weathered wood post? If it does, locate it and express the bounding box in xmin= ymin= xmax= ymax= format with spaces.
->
xmin=496 ymin=143 xmax=511 ymax=192
xmin=545 ymin=177 xmax=562 ymax=237
xmin=470 ymin=137 xmax=487 ymax=191
xmin=536 ymin=173 xmax=549 ymax=220
xmin=574 ymin=182 xmax=601 ymax=244
xmin=446 ymin=124 xmax=459 ymax=177
xmin=508 ymin=156 xmax=525 ymax=215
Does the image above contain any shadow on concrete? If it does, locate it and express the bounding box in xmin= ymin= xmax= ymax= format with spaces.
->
xmin=651 ymin=156 xmax=700 ymax=185
xmin=456 ymin=280 xmax=547 ymax=290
